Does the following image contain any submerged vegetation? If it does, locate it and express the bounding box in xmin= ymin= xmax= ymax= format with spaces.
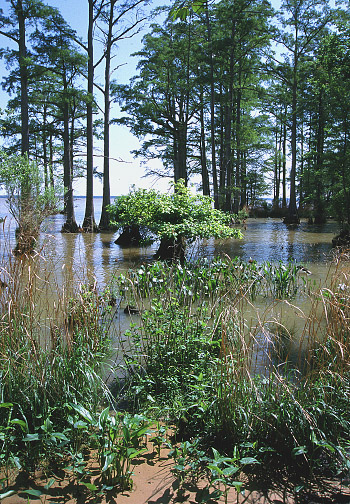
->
xmin=1 ymin=240 xmax=350 ymax=502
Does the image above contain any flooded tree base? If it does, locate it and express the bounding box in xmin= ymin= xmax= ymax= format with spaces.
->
xmin=283 ymin=213 xmax=300 ymax=225
xmin=154 ymin=237 xmax=185 ymax=263
xmin=61 ymin=221 xmax=82 ymax=233
xmin=115 ymin=225 xmax=142 ymax=246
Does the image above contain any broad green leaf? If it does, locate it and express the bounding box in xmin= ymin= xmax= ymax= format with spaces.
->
xmin=23 ymin=433 xmax=40 ymax=442
xmin=239 ymin=457 xmax=259 ymax=465
xmin=20 ymin=489 xmax=43 ymax=498
xmin=81 ymin=482 xmax=98 ymax=491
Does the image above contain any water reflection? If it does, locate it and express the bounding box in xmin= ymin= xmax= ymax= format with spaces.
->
xmin=0 ymin=196 xmax=340 ymax=290
xmin=208 ymin=218 xmax=337 ymax=267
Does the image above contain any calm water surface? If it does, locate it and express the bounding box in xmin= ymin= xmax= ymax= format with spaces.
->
xmin=0 ymin=196 xmax=340 ymax=288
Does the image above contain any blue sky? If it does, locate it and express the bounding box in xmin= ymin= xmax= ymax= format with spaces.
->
xmin=0 ymin=0 xmax=167 ymax=195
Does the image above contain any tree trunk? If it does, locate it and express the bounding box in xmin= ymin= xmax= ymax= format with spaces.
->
xmin=241 ymin=149 xmax=247 ymax=209
xmin=219 ymin=84 xmax=226 ymax=208
xmin=314 ymin=91 xmax=326 ymax=224
xmin=99 ymin=0 xmax=115 ymax=230
xmin=224 ymin=23 xmax=235 ymax=212
xmin=174 ymin=124 xmax=187 ymax=183
xmin=284 ymin=57 xmax=299 ymax=224
xmin=205 ymin=2 xmax=219 ymax=208
xmin=115 ymin=225 xmax=142 ymax=246
xmin=154 ymin=236 xmax=186 ymax=264
xmin=200 ymin=87 xmax=210 ymax=196
xmin=233 ymin=83 xmax=241 ymax=214
xmin=62 ymin=71 xmax=79 ymax=233
xmin=282 ymin=108 xmax=287 ymax=209
xmin=83 ymin=0 xmax=98 ymax=232
xmin=17 ymin=0 xmax=29 ymax=157
xmin=49 ymin=132 xmax=55 ymax=189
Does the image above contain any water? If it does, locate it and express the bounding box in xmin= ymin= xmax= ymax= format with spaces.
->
xmin=0 ymin=196 xmax=340 ymax=288
xmin=0 ymin=196 xmax=341 ymax=377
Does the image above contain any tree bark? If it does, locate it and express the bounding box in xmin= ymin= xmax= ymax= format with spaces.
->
xmin=284 ymin=52 xmax=300 ymax=224
xmin=199 ymin=86 xmax=210 ymax=196
xmin=205 ymin=2 xmax=219 ymax=208
xmin=99 ymin=0 xmax=115 ymax=230
xmin=83 ymin=0 xmax=98 ymax=232
xmin=314 ymin=91 xmax=326 ymax=224
xmin=17 ymin=0 xmax=29 ymax=157
xmin=62 ymin=69 xmax=79 ymax=233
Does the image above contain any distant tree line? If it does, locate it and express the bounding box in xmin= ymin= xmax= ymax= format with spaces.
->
xmin=0 ymin=0 xmax=350 ymax=230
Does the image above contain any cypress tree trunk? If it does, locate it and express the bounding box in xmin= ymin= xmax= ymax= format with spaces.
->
xmin=83 ymin=0 xmax=98 ymax=232
xmin=17 ymin=0 xmax=29 ymax=157
xmin=282 ymin=106 xmax=287 ymax=209
xmin=62 ymin=70 xmax=79 ymax=233
xmin=205 ymin=2 xmax=219 ymax=208
xmin=200 ymin=88 xmax=210 ymax=196
xmin=314 ymin=91 xmax=326 ymax=224
xmin=99 ymin=0 xmax=115 ymax=230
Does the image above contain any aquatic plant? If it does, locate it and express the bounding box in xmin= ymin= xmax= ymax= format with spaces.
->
xmin=118 ymin=252 xmax=350 ymax=489
xmin=116 ymin=256 xmax=308 ymax=306
xmin=0 ymin=251 xmax=113 ymax=474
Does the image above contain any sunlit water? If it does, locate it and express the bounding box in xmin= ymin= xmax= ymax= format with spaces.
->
xmin=0 ymin=196 xmax=342 ymax=376
xmin=0 ymin=196 xmax=339 ymax=285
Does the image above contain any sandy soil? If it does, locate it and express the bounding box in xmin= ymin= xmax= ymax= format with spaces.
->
xmin=2 ymin=443 xmax=350 ymax=504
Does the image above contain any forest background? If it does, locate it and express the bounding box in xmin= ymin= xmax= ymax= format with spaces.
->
xmin=0 ymin=0 xmax=347 ymax=234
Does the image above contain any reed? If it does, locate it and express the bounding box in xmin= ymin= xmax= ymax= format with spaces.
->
xmin=0 ymin=244 xmax=113 ymax=473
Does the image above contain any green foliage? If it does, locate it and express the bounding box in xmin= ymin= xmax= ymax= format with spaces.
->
xmin=117 ymin=255 xmax=350 ymax=485
xmin=0 ymin=275 xmax=112 ymax=473
xmin=0 ymin=151 xmax=60 ymax=253
xmin=123 ymin=300 xmax=221 ymax=414
xmin=116 ymin=257 xmax=306 ymax=305
xmin=171 ymin=0 xmax=206 ymax=21
xmin=109 ymin=180 xmax=242 ymax=245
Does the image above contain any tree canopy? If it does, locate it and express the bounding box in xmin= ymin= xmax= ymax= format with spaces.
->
xmin=1 ymin=0 xmax=350 ymax=231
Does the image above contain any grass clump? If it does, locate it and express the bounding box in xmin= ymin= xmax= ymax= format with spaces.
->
xmin=116 ymin=255 xmax=350 ymax=496
xmin=2 ymin=246 xmax=350 ymax=502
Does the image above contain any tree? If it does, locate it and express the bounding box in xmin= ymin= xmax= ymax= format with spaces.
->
xmin=0 ymin=151 xmax=57 ymax=254
xmin=81 ymin=0 xmax=103 ymax=232
xmin=108 ymin=180 xmax=242 ymax=263
xmin=0 ymin=0 xmax=33 ymax=156
xmin=32 ymin=12 xmax=86 ymax=232
xmin=275 ymin=0 xmax=331 ymax=224
xmin=97 ymin=0 xmax=148 ymax=230
xmin=114 ymin=14 xmax=201 ymax=185
xmin=0 ymin=1 xmax=80 ymax=233
xmin=318 ymin=30 xmax=350 ymax=226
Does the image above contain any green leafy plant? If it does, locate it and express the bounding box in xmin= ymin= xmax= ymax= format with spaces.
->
xmin=108 ymin=180 xmax=242 ymax=262
xmin=0 ymin=151 xmax=60 ymax=254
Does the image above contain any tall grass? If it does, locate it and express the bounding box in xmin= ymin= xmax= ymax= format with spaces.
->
xmin=0 ymin=244 xmax=114 ymax=473
xmin=117 ymin=254 xmax=350 ymax=484
xmin=2 ymin=235 xmax=349 ymax=498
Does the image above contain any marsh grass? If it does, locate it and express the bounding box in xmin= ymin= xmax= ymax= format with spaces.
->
xmin=116 ymin=254 xmax=350 ymax=489
xmin=2 ymin=240 xmax=350 ymax=499
xmin=0 ymin=242 xmax=115 ymax=478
